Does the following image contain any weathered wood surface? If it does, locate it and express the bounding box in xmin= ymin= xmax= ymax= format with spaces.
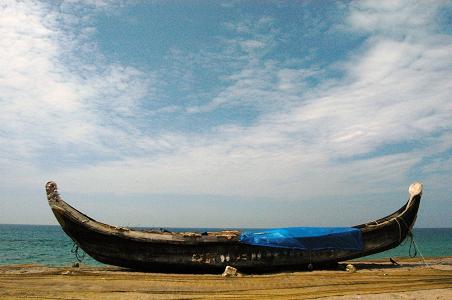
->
xmin=45 ymin=181 xmax=423 ymax=271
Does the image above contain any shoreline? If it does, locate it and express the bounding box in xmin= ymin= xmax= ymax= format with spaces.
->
xmin=1 ymin=257 xmax=451 ymax=299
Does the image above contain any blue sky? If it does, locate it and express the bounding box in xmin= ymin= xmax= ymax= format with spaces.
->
xmin=0 ymin=0 xmax=451 ymax=227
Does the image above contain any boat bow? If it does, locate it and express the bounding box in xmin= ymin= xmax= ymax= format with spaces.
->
xmin=45 ymin=181 xmax=423 ymax=271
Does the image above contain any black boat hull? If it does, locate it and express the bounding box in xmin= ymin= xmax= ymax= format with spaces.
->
xmin=46 ymin=182 xmax=422 ymax=272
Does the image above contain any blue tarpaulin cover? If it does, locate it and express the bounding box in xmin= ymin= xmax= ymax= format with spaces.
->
xmin=239 ymin=227 xmax=363 ymax=251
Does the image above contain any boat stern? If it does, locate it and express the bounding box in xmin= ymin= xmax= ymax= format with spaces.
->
xmin=45 ymin=181 xmax=70 ymax=227
xmin=409 ymin=182 xmax=423 ymax=198
xmin=46 ymin=181 xmax=62 ymax=207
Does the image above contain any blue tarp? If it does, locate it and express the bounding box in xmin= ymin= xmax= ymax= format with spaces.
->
xmin=239 ymin=227 xmax=363 ymax=251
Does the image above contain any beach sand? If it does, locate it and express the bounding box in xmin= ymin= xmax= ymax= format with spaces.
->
xmin=0 ymin=257 xmax=451 ymax=299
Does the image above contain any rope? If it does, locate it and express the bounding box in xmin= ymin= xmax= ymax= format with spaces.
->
xmin=394 ymin=218 xmax=402 ymax=242
xmin=407 ymin=232 xmax=430 ymax=268
xmin=400 ymin=222 xmax=430 ymax=268
xmin=394 ymin=217 xmax=429 ymax=268
xmin=71 ymin=243 xmax=86 ymax=263
xmin=372 ymin=194 xmax=429 ymax=268
xmin=407 ymin=231 xmax=417 ymax=258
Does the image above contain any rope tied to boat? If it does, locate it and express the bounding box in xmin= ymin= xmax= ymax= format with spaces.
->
xmin=407 ymin=231 xmax=417 ymax=258
xmin=71 ymin=243 xmax=86 ymax=263
xmin=394 ymin=218 xmax=402 ymax=242
xmin=397 ymin=218 xmax=430 ymax=268
xmin=407 ymin=231 xmax=430 ymax=267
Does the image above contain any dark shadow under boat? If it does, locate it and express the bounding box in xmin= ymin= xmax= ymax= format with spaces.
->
xmin=45 ymin=181 xmax=422 ymax=273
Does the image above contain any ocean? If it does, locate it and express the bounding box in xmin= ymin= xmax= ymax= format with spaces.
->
xmin=0 ymin=225 xmax=451 ymax=266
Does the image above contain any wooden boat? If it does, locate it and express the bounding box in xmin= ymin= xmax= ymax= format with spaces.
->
xmin=46 ymin=181 xmax=422 ymax=272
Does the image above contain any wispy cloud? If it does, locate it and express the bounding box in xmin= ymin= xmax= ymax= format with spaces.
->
xmin=1 ymin=1 xmax=451 ymax=225
xmin=346 ymin=0 xmax=444 ymax=36
xmin=0 ymin=1 xmax=153 ymax=161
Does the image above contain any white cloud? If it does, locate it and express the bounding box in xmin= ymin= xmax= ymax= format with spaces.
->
xmin=1 ymin=0 xmax=451 ymax=210
xmin=0 ymin=1 xmax=154 ymax=162
xmin=86 ymin=1 xmax=450 ymax=199
xmin=347 ymin=0 xmax=444 ymax=36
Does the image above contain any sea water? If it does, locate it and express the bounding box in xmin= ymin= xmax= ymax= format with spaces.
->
xmin=0 ymin=225 xmax=451 ymax=266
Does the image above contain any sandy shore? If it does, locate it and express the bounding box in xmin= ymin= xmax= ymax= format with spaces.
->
xmin=1 ymin=257 xmax=451 ymax=299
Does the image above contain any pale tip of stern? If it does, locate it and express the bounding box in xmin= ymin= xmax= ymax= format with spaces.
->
xmin=409 ymin=182 xmax=423 ymax=198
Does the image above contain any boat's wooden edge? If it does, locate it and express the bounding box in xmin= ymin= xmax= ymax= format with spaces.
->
xmin=355 ymin=181 xmax=422 ymax=230
xmin=46 ymin=181 xmax=422 ymax=244
xmin=46 ymin=181 xmax=241 ymax=244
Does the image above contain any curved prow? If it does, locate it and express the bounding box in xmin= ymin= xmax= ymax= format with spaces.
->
xmin=354 ymin=182 xmax=423 ymax=229
xmin=409 ymin=182 xmax=423 ymax=201
xmin=46 ymin=181 xmax=104 ymax=229
xmin=46 ymin=181 xmax=60 ymax=202
xmin=352 ymin=182 xmax=423 ymax=258
xmin=404 ymin=181 xmax=423 ymax=231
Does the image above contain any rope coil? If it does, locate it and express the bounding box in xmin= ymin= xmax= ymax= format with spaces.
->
xmin=407 ymin=232 xmax=430 ymax=267
xmin=71 ymin=243 xmax=86 ymax=263
xmin=396 ymin=218 xmax=429 ymax=268
xmin=407 ymin=231 xmax=417 ymax=258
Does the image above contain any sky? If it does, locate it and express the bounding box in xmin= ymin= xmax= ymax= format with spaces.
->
xmin=0 ymin=0 xmax=451 ymax=228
